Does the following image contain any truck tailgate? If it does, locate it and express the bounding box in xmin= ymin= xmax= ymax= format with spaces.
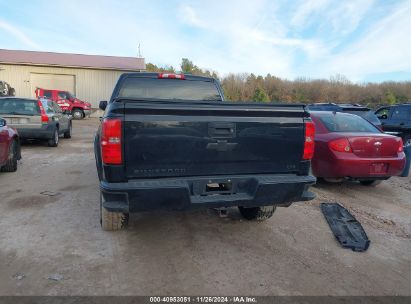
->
xmin=123 ymin=100 xmax=308 ymax=179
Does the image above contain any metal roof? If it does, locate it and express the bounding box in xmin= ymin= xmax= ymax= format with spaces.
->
xmin=0 ymin=49 xmax=145 ymax=71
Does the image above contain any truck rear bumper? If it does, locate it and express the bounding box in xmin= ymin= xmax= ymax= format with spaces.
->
xmin=100 ymin=174 xmax=316 ymax=213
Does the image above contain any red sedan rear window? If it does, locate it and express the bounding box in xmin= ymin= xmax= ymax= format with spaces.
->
xmin=319 ymin=113 xmax=380 ymax=133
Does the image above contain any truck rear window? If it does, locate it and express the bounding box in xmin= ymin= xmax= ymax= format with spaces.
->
xmin=117 ymin=77 xmax=222 ymax=101
xmin=0 ymin=98 xmax=40 ymax=115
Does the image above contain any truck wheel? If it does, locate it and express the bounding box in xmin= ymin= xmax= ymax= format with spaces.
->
xmin=1 ymin=140 xmax=18 ymax=172
xmin=64 ymin=122 xmax=72 ymax=138
xmin=48 ymin=129 xmax=59 ymax=147
xmin=360 ymin=180 xmax=382 ymax=186
xmin=72 ymin=109 xmax=84 ymax=120
xmin=323 ymin=177 xmax=344 ymax=183
xmin=238 ymin=205 xmax=276 ymax=221
xmin=100 ymin=193 xmax=129 ymax=231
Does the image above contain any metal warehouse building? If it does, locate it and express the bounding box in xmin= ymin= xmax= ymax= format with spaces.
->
xmin=0 ymin=49 xmax=145 ymax=108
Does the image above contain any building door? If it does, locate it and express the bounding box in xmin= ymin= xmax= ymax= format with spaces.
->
xmin=30 ymin=73 xmax=75 ymax=98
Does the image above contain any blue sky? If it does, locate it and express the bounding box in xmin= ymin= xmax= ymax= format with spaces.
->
xmin=1 ymin=0 xmax=411 ymax=82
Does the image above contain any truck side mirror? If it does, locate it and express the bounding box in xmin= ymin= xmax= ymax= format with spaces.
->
xmin=99 ymin=100 xmax=108 ymax=111
xmin=379 ymin=114 xmax=388 ymax=119
xmin=0 ymin=118 xmax=6 ymax=127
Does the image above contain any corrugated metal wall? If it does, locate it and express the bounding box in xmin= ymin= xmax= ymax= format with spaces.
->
xmin=0 ymin=64 xmax=137 ymax=107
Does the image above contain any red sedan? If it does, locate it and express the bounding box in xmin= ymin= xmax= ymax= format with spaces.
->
xmin=0 ymin=117 xmax=21 ymax=172
xmin=310 ymin=111 xmax=405 ymax=186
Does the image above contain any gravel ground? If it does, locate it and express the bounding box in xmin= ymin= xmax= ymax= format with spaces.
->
xmin=0 ymin=118 xmax=410 ymax=296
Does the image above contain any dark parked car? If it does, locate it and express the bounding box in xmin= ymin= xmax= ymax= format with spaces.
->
xmin=0 ymin=97 xmax=72 ymax=147
xmin=95 ymin=72 xmax=316 ymax=230
xmin=307 ymin=103 xmax=382 ymax=130
xmin=310 ymin=111 xmax=405 ymax=186
xmin=375 ymin=104 xmax=411 ymax=146
xmin=0 ymin=117 xmax=21 ymax=172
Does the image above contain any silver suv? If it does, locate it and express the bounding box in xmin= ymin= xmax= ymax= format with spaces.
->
xmin=0 ymin=97 xmax=72 ymax=147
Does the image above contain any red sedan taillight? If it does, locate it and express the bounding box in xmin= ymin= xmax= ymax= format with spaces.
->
xmin=101 ymin=118 xmax=122 ymax=165
xmin=329 ymin=138 xmax=353 ymax=153
xmin=398 ymin=138 xmax=404 ymax=153
xmin=303 ymin=121 xmax=315 ymax=160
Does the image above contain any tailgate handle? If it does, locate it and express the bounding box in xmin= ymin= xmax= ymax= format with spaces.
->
xmin=209 ymin=123 xmax=236 ymax=138
xmin=214 ymin=127 xmax=232 ymax=134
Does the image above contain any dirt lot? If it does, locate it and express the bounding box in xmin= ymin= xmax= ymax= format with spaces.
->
xmin=0 ymin=118 xmax=410 ymax=296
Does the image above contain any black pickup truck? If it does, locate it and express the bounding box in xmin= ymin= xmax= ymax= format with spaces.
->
xmin=95 ymin=73 xmax=316 ymax=230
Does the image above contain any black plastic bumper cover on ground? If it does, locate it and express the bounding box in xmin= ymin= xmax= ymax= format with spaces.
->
xmin=320 ymin=203 xmax=370 ymax=252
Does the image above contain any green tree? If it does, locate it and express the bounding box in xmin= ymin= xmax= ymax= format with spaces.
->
xmin=252 ymin=87 xmax=270 ymax=102
xmin=145 ymin=63 xmax=175 ymax=73
xmin=180 ymin=58 xmax=195 ymax=73
xmin=145 ymin=63 xmax=158 ymax=72
xmin=384 ymin=91 xmax=397 ymax=105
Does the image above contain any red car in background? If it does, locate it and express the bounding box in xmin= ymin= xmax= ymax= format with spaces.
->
xmin=310 ymin=111 xmax=405 ymax=186
xmin=0 ymin=117 xmax=21 ymax=172
xmin=35 ymin=88 xmax=92 ymax=120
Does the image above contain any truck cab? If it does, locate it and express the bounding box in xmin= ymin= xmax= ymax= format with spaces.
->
xmin=35 ymin=88 xmax=92 ymax=120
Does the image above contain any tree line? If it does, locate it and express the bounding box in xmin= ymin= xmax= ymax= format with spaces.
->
xmin=146 ymin=58 xmax=411 ymax=108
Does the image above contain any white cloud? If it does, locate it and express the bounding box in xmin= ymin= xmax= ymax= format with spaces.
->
xmin=325 ymin=0 xmax=374 ymax=35
xmin=0 ymin=19 xmax=40 ymax=49
xmin=180 ymin=5 xmax=207 ymax=28
xmin=1 ymin=0 xmax=410 ymax=81
xmin=290 ymin=0 xmax=374 ymax=35
xmin=171 ymin=1 xmax=299 ymax=77
xmin=291 ymin=0 xmax=330 ymax=28
xmin=320 ymin=1 xmax=411 ymax=80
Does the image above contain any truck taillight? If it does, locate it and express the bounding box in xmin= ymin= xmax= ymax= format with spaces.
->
xmin=158 ymin=73 xmax=185 ymax=80
xmin=37 ymin=100 xmax=49 ymax=123
xmin=101 ymin=118 xmax=122 ymax=165
xmin=303 ymin=121 xmax=315 ymax=160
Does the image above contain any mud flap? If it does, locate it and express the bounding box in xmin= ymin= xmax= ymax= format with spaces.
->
xmin=320 ymin=203 xmax=370 ymax=252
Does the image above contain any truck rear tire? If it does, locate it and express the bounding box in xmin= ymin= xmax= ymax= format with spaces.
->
xmin=360 ymin=180 xmax=382 ymax=186
xmin=1 ymin=140 xmax=18 ymax=172
xmin=72 ymin=109 xmax=84 ymax=120
xmin=100 ymin=193 xmax=129 ymax=231
xmin=238 ymin=205 xmax=276 ymax=221
xmin=323 ymin=177 xmax=344 ymax=183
